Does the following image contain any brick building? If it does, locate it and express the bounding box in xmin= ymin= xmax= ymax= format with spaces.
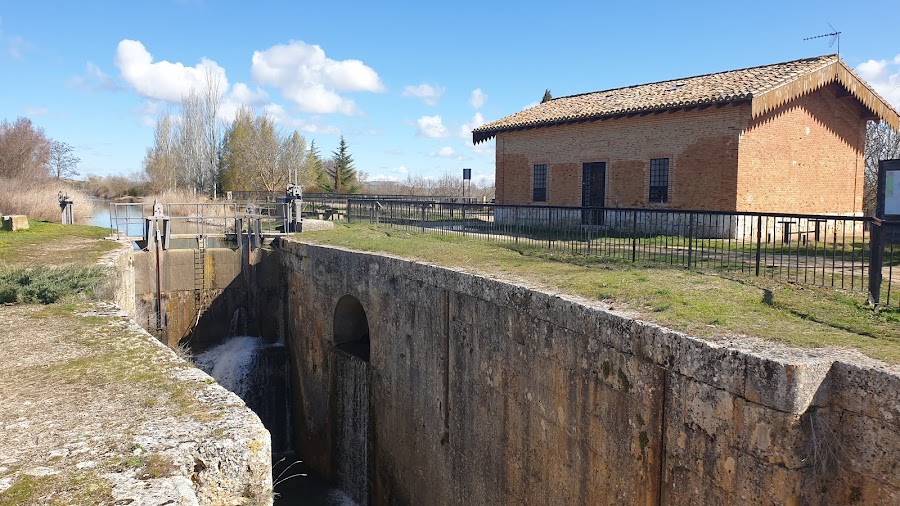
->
xmin=473 ymin=55 xmax=899 ymax=217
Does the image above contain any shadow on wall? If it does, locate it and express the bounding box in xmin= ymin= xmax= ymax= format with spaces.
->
xmin=333 ymin=294 xmax=370 ymax=362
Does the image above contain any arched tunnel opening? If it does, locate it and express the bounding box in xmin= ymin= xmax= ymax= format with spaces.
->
xmin=333 ymin=294 xmax=371 ymax=362
xmin=330 ymin=294 xmax=373 ymax=505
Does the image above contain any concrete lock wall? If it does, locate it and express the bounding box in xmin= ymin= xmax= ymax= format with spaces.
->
xmin=279 ymin=239 xmax=900 ymax=505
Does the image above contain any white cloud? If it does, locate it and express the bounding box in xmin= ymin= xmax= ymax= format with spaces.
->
xmin=0 ymin=19 xmax=34 ymax=61
xmin=429 ymin=146 xmax=468 ymax=161
xmin=856 ymin=55 xmax=900 ymax=108
xmin=24 ymin=106 xmax=48 ymax=116
xmin=135 ymin=101 xmax=163 ymax=128
xmin=251 ymin=40 xmax=383 ymax=115
xmin=218 ymin=83 xmax=270 ymax=121
xmin=433 ymin=146 xmax=456 ymax=157
xmin=69 ymin=62 xmax=122 ymax=93
xmin=416 ymin=115 xmax=448 ymax=138
xmin=262 ymin=103 xmax=341 ymax=135
xmin=522 ymin=101 xmax=539 ymax=110
xmin=230 ymin=82 xmax=269 ymax=105
xmin=8 ymin=35 xmax=32 ymax=60
xmin=469 ymin=88 xmax=487 ymax=109
xmin=402 ymin=83 xmax=445 ymax=106
xmin=397 ymin=165 xmax=409 ymax=174
xmin=115 ymin=39 xmax=228 ymax=103
xmin=458 ymin=112 xmax=486 ymax=139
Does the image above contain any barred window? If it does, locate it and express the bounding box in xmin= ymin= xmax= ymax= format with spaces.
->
xmin=649 ymin=158 xmax=669 ymax=204
xmin=533 ymin=164 xmax=548 ymax=202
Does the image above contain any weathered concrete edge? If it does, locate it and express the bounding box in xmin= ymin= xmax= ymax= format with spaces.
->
xmin=284 ymin=239 xmax=900 ymax=417
xmin=101 ymin=243 xmax=274 ymax=505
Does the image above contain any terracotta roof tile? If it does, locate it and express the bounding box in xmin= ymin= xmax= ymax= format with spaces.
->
xmin=473 ymin=55 xmax=846 ymax=142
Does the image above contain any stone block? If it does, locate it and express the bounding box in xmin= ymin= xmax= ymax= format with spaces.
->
xmin=1 ymin=215 xmax=29 ymax=231
xmin=742 ymin=352 xmax=833 ymax=414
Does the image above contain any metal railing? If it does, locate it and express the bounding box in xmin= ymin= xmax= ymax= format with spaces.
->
xmin=230 ymin=190 xmax=484 ymax=204
xmin=346 ymin=200 xmax=900 ymax=307
xmin=108 ymin=201 xmax=293 ymax=240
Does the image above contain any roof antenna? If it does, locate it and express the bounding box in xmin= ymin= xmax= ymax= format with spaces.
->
xmin=804 ymin=22 xmax=841 ymax=57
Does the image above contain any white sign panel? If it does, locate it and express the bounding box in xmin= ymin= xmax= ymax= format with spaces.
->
xmin=886 ymin=170 xmax=900 ymax=217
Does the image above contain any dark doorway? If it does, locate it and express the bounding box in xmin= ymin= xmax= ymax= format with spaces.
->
xmin=333 ymin=295 xmax=370 ymax=361
xmin=582 ymin=162 xmax=606 ymax=225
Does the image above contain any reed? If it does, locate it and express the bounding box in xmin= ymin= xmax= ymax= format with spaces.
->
xmin=0 ymin=177 xmax=94 ymax=223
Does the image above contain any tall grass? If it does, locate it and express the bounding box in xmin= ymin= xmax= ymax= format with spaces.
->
xmin=0 ymin=177 xmax=94 ymax=223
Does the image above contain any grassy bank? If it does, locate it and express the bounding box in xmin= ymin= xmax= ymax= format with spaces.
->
xmin=0 ymin=220 xmax=117 ymax=267
xmin=301 ymin=223 xmax=900 ymax=364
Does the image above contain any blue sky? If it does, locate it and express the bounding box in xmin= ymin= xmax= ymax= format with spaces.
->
xmin=1 ymin=0 xmax=899 ymax=185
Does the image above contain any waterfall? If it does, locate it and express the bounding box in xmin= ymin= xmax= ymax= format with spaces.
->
xmin=332 ymin=349 xmax=370 ymax=506
xmin=230 ymin=307 xmax=248 ymax=337
xmin=195 ymin=335 xmax=292 ymax=455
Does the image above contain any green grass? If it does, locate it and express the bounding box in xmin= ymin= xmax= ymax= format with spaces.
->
xmin=300 ymin=223 xmax=900 ymax=364
xmin=0 ymin=220 xmax=117 ymax=267
xmin=0 ymin=472 xmax=112 ymax=506
xmin=0 ymin=265 xmax=108 ymax=304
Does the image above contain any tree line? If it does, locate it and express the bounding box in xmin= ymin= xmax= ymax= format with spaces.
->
xmin=142 ymin=78 xmax=363 ymax=196
xmin=0 ymin=117 xmax=80 ymax=181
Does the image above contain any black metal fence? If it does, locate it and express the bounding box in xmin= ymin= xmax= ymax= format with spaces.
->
xmin=230 ymin=190 xmax=483 ymax=203
xmin=342 ymin=199 xmax=900 ymax=307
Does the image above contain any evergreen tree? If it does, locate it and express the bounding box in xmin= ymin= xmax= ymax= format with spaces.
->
xmin=542 ymin=89 xmax=552 ymax=103
xmin=308 ymin=139 xmax=327 ymax=189
xmin=322 ymin=136 xmax=359 ymax=194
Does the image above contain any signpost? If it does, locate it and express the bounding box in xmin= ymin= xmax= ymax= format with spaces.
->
xmin=879 ymin=159 xmax=900 ymax=219
xmin=869 ymin=159 xmax=900 ymax=306
xmin=462 ymin=168 xmax=471 ymax=200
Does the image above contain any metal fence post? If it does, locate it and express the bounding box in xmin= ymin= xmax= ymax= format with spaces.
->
xmin=631 ymin=212 xmax=638 ymax=263
xmin=548 ymin=208 xmax=553 ymax=250
xmin=687 ymin=214 xmax=695 ymax=269
xmin=868 ymin=218 xmax=884 ymax=307
xmin=755 ymin=215 xmax=763 ymax=276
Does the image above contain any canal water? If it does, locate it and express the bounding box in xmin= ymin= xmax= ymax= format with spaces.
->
xmin=88 ymin=199 xmax=146 ymax=237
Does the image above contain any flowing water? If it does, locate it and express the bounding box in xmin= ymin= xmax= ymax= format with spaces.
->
xmin=332 ymin=349 xmax=370 ymax=505
xmin=194 ymin=335 xmax=292 ymax=455
xmin=194 ymin=331 xmax=360 ymax=505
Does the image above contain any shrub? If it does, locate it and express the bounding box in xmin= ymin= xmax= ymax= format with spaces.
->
xmin=0 ymin=265 xmax=107 ymax=304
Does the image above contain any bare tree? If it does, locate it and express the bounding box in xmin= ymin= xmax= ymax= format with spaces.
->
xmin=279 ymin=130 xmax=308 ymax=187
xmin=175 ymin=90 xmax=207 ymax=194
xmin=201 ymin=68 xmax=223 ymax=198
xmin=0 ymin=117 xmax=51 ymax=179
xmin=143 ymin=111 xmax=178 ymax=192
xmin=48 ymin=140 xmax=80 ymax=179
xmin=864 ymin=120 xmax=900 ymax=215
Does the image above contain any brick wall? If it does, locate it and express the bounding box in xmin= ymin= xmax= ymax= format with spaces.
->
xmin=495 ymin=85 xmax=866 ymax=214
xmin=737 ymin=83 xmax=866 ymax=214
xmin=496 ymin=106 xmax=744 ymax=210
